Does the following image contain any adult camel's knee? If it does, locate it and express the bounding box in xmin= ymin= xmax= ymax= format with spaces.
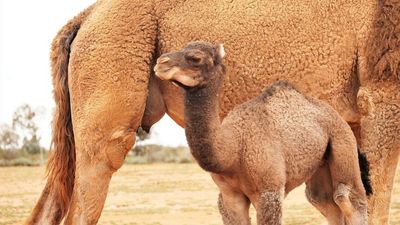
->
xmin=106 ymin=127 xmax=136 ymax=171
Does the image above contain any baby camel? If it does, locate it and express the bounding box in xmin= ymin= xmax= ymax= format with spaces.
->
xmin=154 ymin=42 xmax=371 ymax=225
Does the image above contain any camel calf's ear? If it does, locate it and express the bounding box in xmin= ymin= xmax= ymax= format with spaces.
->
xmin=217 ymin=44 xmax=226 ymax=59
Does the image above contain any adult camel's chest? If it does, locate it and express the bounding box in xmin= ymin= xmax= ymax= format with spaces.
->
xmin=158 ymin=0 xmax=365 ymax=123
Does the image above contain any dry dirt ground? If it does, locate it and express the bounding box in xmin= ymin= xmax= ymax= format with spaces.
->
xmin=0 ymin=164 xmax=399 ymax=225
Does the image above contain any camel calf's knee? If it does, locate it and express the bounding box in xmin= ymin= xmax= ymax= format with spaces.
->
xmin=333 ymin=184 xmax=353 ymax=217
xmin=333 ymin=183 xmax=368 ymax=225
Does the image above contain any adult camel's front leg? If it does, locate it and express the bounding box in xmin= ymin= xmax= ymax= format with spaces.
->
xmin=357 ymin=84 xmax=400 ymax=225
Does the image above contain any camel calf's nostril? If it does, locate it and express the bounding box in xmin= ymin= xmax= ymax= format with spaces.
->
xmin=157 ymin=57 xmax=170 ymax=64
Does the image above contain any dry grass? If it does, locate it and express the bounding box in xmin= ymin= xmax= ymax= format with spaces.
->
xmin=0 ymin=164 xmax=399 ymax=225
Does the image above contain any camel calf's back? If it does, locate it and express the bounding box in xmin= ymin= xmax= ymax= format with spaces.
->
xmin=221 ymin=81 xmax=358 ymax=189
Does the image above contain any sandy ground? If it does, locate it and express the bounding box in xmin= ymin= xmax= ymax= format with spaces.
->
xmin=0 ymin=164 xmax=399 ymax=225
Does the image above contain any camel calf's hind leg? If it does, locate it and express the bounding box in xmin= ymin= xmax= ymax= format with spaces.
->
xmin=305 ymin=164 xmax=347 ymax=225
xmin=328 ymin=126 xmax=368 ymax=225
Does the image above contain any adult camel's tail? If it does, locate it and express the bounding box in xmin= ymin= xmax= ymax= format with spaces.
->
xmin=26 ymin=5 xmax=94 ymax=224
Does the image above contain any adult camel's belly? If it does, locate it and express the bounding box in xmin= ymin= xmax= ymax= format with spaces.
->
xmin=158 ymin=0 xmax=367 ymax=124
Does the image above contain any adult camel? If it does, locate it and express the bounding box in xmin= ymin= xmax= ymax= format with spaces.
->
xmin=26 ymin=0 xmax=400 ymax=224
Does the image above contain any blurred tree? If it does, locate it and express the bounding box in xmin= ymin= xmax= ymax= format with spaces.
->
xmin=12 ymin=104 xmax=40 ymax=153
xmin=0 ymin=124 xmax=19 ymax=151
xmin=12 ymin=104 xmax=45 ymax=164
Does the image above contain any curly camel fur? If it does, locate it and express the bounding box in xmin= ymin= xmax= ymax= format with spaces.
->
xmin=154 ymin=41 xmax=370 ymax=225
xmin=26 ymin=0 xmax=399 ymax=224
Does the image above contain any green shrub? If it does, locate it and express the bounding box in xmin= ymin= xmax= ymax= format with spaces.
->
xmin=126 ymin=145 xmax=194 ymax=164
xmin=0 ymin=149 xmax=47 ymax=167
xmin=0 ymin=149 xmax=21 ymax=160
xmin=0 ymin=143 xmax=193 ymax=166
xmin=10 ymin=157 xmax=38 ymax=166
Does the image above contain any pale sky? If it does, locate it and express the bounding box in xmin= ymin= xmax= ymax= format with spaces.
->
xmin=0 ymin=0 xmax=187 ymax=147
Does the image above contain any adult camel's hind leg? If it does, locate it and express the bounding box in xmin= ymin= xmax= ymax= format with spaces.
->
xmin=64 ymin=105 xmax=139 ymax=224
xmin=62 ymin=0 xmax=158 ymax=223
xmin=64 ymin=77 xmax=151 ymax=224
xmin=357 ymin=85 xmax=400 ymax=225
xmin=305 ymin=164 xmax=346 ymax=225
xmin=25 ymin=4 xmax=95 ymax=225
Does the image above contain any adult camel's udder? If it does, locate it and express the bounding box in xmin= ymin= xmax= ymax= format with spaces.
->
xmin=141 ymin=75 xmax=167 ymax=132
xmin=157 ymin=79 xmax=186 ymax=128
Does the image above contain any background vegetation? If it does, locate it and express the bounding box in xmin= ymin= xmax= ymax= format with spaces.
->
xmin=0 ymin=104 xmax=47 ymax=166
xmin=0 ymin=104 xmax=193 ymax=167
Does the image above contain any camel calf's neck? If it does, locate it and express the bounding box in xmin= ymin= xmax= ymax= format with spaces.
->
xmin=183 ymin=70 xmax=229 ymax=173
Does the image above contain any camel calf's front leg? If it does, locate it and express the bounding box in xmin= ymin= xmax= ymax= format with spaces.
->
xmin=255 ymin=190 xmax=284 ymax=225
xmin=218 ymin=193 xmax=251 ymax=225
xmin=212 ymin=174 xmax=251 ymax=225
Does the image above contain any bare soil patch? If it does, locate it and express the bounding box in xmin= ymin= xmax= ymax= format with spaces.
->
xmin=0 ymin=164 xmax=398 ymax=225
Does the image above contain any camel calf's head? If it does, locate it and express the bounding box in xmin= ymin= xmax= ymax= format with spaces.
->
xmin=154 ymin=41 xmax=225 ymax=89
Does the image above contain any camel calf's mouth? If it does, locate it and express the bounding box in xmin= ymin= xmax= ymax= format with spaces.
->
xmin=154 ymin=42 xmax=225 ymax=88
xmin=154 ymin=64 xmax=201 ymax=88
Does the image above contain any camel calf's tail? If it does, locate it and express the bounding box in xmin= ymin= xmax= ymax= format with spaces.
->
xmin=26 ymin=6 xmax=94 ymax=223
xmin=358 ymin=147 xmax=373 ymax=196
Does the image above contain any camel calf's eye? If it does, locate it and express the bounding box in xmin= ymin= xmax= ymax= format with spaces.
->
xmin=186 ymin=56 xmax=202 ymax=64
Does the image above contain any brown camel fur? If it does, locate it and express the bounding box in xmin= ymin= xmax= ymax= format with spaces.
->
xmin=26 ymin=0 xmax=399 ymax=224
xmin=154 ymin=41 xmax=370 ymax=225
